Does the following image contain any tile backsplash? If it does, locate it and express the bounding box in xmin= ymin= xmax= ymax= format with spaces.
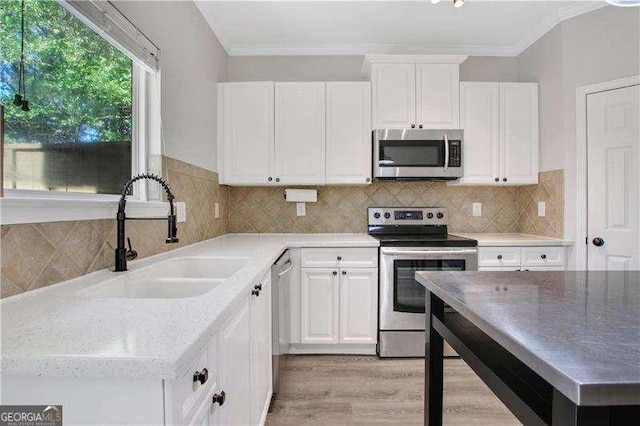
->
xmin=230 ymin=170 xmax=564 ymax=238
xmin=1 ymin=156 xmax=228 ymax=298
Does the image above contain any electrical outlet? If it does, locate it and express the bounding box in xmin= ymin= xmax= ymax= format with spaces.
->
xmin=538 ymin=201 xmax=546 ymax=217
xmin=296 ymin=202 xmax=306 ymax=216
xmin=214 ymin=202 xmax=220 ymax=219
xmin=472 ymin=203 xmax=482 ymax=217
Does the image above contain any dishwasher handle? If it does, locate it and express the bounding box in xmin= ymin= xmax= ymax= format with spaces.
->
xmin=277 ymin=260 xmax=294 ymax=277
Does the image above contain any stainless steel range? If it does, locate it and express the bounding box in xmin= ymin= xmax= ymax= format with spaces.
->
xmin=368 ymin=207 xmax=478 ymax=358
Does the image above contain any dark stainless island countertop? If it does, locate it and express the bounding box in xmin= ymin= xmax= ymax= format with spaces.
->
xmin=415 ymin=271 xmax=640 ymax=407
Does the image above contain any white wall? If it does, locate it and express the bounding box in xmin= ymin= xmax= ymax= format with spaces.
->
xmin=460 ymin=57 xmax=519 ymax=82
xmin=516 ymin=5 xmax=640 ymax=268
xmin=113 ymin=1 xmax=228 ymax=172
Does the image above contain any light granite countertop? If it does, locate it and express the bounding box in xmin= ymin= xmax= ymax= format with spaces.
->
xmin=1 ymin=233 xmax=378 ymax=380
xmin=452 ymin=233 xmax=573 ymax=247
xmin=416 ymin=270 xmax=640 ymax=406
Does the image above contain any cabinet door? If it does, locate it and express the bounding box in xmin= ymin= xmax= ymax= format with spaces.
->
xmin=339 ymin=268 xmax=378 ymax=344
xmin=500 ymin=83 xmax=539 ymax=185
xmin=274 ymin=82 xmax=326 ymax=185
xmin=325 ymin=82 xmax=372 ymax=184
xmin=300 ymin=268 xmax=339 ymax=344
xmin=216 ymin=298 xmax=251 ymax=425
xmin=416 ymin=64 xmax=460 ymax=129
xmin=250 ymin=275 xmax=273 ymax=425
xmin=371 ymin=63 xmax=416 ymax=129
xmin=457 ymin=82 xmax=500 ymax=185
xmin=219 ymin=82 xmax=274 ymax=185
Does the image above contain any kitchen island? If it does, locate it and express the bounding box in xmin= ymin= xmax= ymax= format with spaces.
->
xmin=415 ymin=271 xmax=640 ymax=426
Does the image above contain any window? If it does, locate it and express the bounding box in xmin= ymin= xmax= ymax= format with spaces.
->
xmin=1 ymin=0 xmax=137 ymax=195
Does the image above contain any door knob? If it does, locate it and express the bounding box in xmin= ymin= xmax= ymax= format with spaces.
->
xmin=592 ymin=237 xmax=605 ymax=247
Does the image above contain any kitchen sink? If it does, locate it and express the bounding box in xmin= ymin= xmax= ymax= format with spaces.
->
xmin=85 ymin=278 xmax=226 ymax=299
xmin=81 ymin=256 xmax=249 ymax=299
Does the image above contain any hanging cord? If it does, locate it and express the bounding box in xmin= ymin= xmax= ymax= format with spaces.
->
xmin=13 ymin=0 xmax=29 ymax=111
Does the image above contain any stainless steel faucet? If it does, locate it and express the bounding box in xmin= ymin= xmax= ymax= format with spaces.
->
xmin=115 ymin=173 xmax=179 ymax=272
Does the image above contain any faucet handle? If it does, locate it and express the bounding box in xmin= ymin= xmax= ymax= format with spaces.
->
xmin=126 ymin=238 xmax=138 ymax=262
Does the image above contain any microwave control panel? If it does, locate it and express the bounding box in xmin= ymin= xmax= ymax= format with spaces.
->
xmin=449 ymin=140 xmax=462 ymax=168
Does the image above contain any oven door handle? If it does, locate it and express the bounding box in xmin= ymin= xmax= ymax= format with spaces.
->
xmin=380 ymin=248 xmax=478 ymax=256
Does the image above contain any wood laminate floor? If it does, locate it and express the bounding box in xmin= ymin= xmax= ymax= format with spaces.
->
xmin=266 ymin=355 xmax=521 ymax=425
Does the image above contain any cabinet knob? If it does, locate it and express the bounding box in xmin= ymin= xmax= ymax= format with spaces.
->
xmin=503 ymin=178 xmax=507 ymax=182
xmin=495 ymin=177 xmax=499 ymax=182
xmin=337 ymin=256 xmax=342 ymax=261
xmin=497 ymin=255 xmax=503 ymax=260
xmin=275 ymin=178 xmax=280 ymax=183
xmin=252 ymin=289 xmax=260 ymax=297
xmin=541 ymin=254 xmax=547 ymax=260
xmin=268 ymin=177 xmax=273 ymax=182
xmin=411 ymin=124 xmax=416 ymax=129
xmin=212 ymin=391 xmax=226 ymax=407
xmin=366 ymin=177 xmax=371 ymax=182
xmin=333 ymin=271 xmax=338 ymax=276
xmin=418 ymin=124 xmax=423 ymax=129
xmin=255 ymin=283 xmax=263 ymax=291
xmin=342 ymin=270 xmax=347 ymax=275
xmin=192 ymin=368 xmax=208 ymax=390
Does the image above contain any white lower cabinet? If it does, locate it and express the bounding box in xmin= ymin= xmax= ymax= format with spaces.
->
xmin=297 ymin=248 xmax=378 ymax=352
xmin=478 ymin=246 xmax=566 ymax=271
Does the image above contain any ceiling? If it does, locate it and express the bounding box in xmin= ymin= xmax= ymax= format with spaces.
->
xmin=195 ymin=0 xmax=607 ymax=57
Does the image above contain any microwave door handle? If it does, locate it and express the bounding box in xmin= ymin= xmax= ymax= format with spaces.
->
xmin=444 ymin=134 xmax=449 ymax=172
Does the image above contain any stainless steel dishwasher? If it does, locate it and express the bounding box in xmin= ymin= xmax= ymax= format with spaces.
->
xmin=271 ymin=249 xmax=293 ymax=394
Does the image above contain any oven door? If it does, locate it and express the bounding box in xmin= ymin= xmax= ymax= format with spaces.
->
xmin=373 ymin=129 xmax=463 ymax=179
xmin=379 ymin=247 xmax=478 ymax=331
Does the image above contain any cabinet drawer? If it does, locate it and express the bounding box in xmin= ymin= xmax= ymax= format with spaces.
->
xmin=478 ymin=247 xmax=521 ymax=268
xmin=522 ymin=247 xmax=565 ymax=268
xmin=172 ymin=346 xmax=214 ymax=423
xmin=301 ymin=248 xmax=378 ymax=268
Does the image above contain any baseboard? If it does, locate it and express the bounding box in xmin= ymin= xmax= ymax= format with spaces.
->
xmin=288 ymin=344 xmax=377 ymax=355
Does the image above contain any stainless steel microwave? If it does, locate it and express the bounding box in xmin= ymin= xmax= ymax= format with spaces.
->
xmin=373 ymin=129 xmax=463 ymax=180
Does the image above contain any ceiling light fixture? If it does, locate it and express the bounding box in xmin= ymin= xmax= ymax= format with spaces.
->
xmin=453 ymin=0 xmax=465 ymax=8
xmin=605 ymin=0 xmax=640 ymax=6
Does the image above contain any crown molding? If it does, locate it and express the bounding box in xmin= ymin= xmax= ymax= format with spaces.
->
xmin=199 ymin=1 xmax=610 ymax=58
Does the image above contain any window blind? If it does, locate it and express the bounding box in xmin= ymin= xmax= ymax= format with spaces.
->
xmin=58 ymin=0 xmax=160 ymax=72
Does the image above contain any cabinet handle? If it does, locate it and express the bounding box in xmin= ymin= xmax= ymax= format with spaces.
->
xmin=192 ymin=368 xmax=208 ymax=390
xmin=268 ymin=177 xmax=273 ymax=182
xmin=411 ymin=124 xmax=416 ymax=129
xmin=541 ymin=254 xmax=547 ymax=260
xmin=333 ymin=271 xmax=338 ymax=276
xmin=337 ymin=256 xmax=342 ymax=261
xmin=503 ymin=178 xmax=507 ymax=182
xmin=495 ymin=177 xmax=499 ymax=182
xmin=497 ymin=255 xmax=503 ymax=260
xmin=212 ymin=391 xmax=226 ymax=407
xmin=252 ymin=289 xmax=260 ymax=297
xmin=342 ymin=270 xmax=347 ymax=275
xmin=275 ymin=178 xmax=280 ymax=183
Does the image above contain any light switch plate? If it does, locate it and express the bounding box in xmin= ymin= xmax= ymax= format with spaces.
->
xmin=296 ymin=202 xmax=306 ymax=216
xmin=214 ymin=202 xmax=220 ymax=219
xmin=472 ymin=203 xmax=482 ymax=217
xmin=538 ymin=201 xmax=546 ymax=217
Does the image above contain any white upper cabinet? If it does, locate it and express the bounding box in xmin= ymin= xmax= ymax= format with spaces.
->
xmin=275 ymin=82 xmax=326 ymax=185
xmin=416 ymin=64 xmax=460 ymax=129
xmin=366 ymin=55 xmax=466 ymax=130
xmin=371 ymin=63 xmax=416 ymax=129
xmin=325 ymin=82 xmax=372 ymax=184
xmin=500 ymin=83 xmax=539 ymax=185
xmin=218 ymin=82 xmax=274 ymax=185
xmin=453 ymin=82 xmax=538 ymax=186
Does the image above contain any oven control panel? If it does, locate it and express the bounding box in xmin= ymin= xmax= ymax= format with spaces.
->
xmin=368 ymin=207 xmax=447 ymax=226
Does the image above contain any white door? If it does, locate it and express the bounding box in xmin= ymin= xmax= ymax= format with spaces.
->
xmin=274 ymin=82 xmax=326 ymax=185
xmin=300 ymin=268 xmax=339 ymax=344
xmin=339 ymin=268 xmax=378 ymax=344
xmin=499 ymin=83 xmax=539 ymax=185
xmin=457 ymin=82 xmax=500 ymax=185
xmin=250 ymin=275 xmax=272 ymax=425
xmin=371 ymin=63 xmax=416 ymax=129
xmin=219 ymin=82 xmax=274 ymax=185
xmin=416 ymin=64 xmax=460 ymax=129
xmin=587 ymin=85 xmax=640 ymax=270
xmin=325 ymin=82 xmax=372 ymax=184
xmin=216 ymin=298 xmax=251 ymax=426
